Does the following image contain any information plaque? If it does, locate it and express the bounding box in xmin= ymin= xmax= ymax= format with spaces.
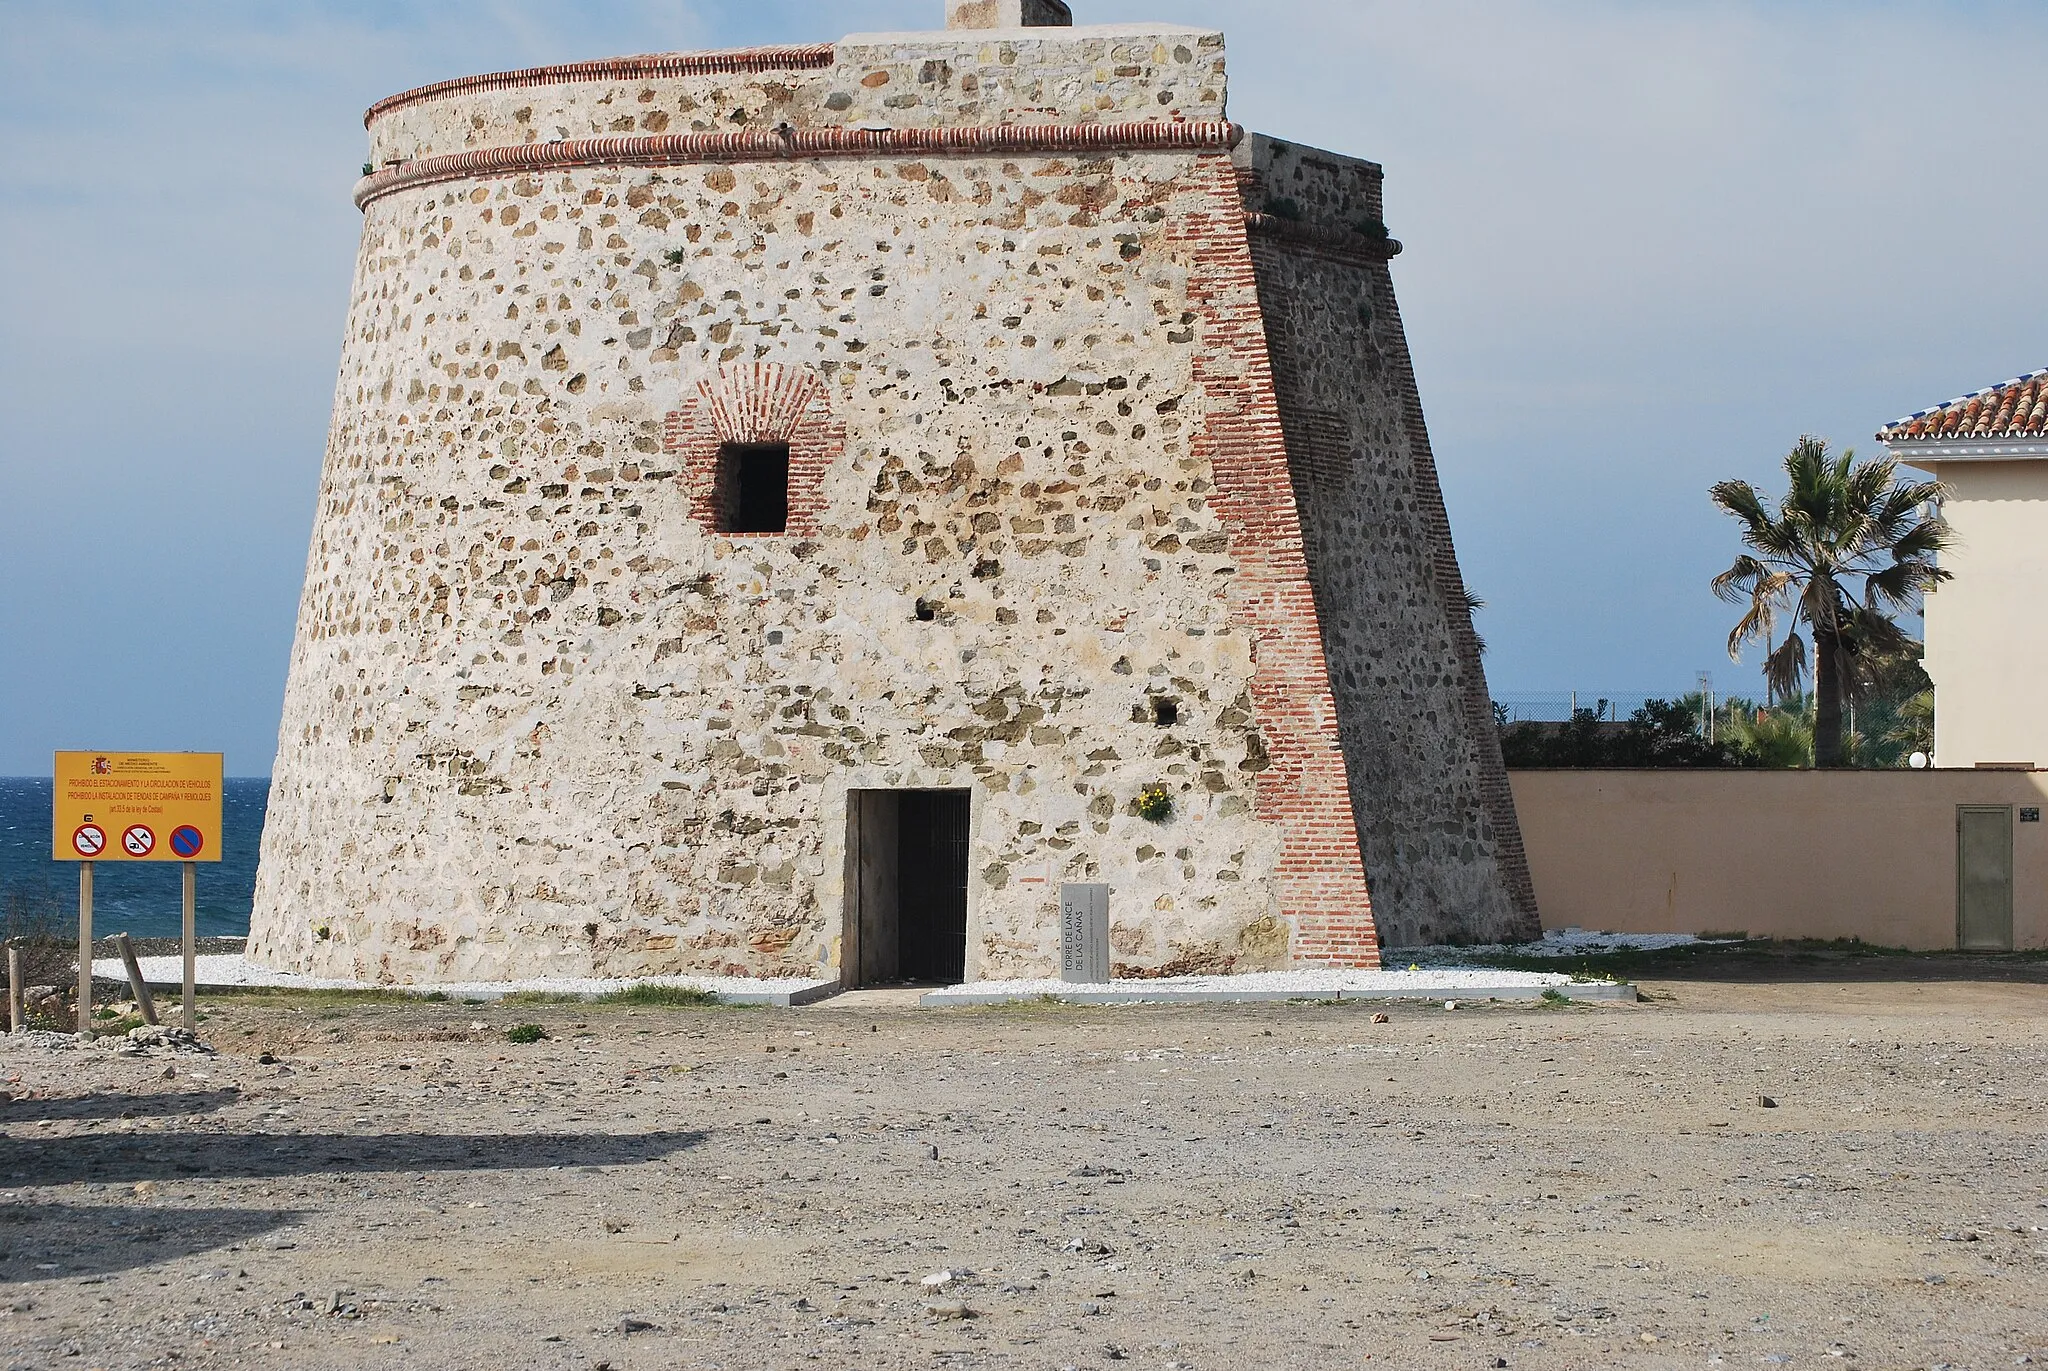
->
xmin=1059 ymin=883 xmax=1110 ymax=984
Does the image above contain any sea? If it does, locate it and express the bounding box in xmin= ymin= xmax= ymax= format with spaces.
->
xmin=0 ymin=777 xmax=268 ymax=939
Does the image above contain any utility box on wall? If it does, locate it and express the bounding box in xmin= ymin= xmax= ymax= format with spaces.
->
xmin=1060 ymin=884 xmax=1110 ymax=984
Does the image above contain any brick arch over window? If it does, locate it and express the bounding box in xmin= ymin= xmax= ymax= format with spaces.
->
xmin=663 ymin=363 xmax=843 ymax=536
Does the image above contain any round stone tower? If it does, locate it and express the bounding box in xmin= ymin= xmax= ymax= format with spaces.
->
xmin=250 ymin=5 xmax=1539 ymax=985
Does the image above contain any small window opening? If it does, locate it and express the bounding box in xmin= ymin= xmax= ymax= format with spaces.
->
xmin=718 ymin=442 xmax=789 ymax=533
xmin=1152 ymin=698 xmax=1179 ymax=728
xmin=915 ymin=598 xmax=938 ymax=622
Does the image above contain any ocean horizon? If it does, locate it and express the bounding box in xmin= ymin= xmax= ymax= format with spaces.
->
xmin=1 ymin=777 xmax=268 ymax=939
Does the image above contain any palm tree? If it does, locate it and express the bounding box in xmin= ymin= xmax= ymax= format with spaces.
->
xmin=1710 ymin=437 xmax=1950 ymax=768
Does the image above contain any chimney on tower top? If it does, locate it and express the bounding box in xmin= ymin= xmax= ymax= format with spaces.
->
xmin=946 ymin=0 xmax=1074 ymax=28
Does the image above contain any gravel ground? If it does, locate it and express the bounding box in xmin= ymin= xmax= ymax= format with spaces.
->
xmin=2 ymin=961 xmax=2045 ymax=1370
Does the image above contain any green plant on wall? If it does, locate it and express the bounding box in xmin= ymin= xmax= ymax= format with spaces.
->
xmin=1136 ymin=784 xmax=1174 ymax=823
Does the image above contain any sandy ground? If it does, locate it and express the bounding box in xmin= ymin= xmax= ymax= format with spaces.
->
xmin=2 ymin=966 xmax=2045 ymax=1370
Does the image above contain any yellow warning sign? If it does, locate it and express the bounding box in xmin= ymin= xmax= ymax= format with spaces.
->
xmin=53 ymin=752 xmax=224 ymax=863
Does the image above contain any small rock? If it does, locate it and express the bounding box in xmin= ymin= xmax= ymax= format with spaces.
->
xmin=1371 ymin=1013 xmax=1390 ymax=1024
xmin=920 ymin=1270 xmax=957 ymax=1291
xmin=618 ymin=1315 xmax=658 ymax=1334
xmin=1443 ymin=1000 xmax=1458 ymax=1011
xmin=923 ymin=1299 xmax=972 ymax=1321
xmin=1759 ymin=1096 xmax=1779 ymax=1108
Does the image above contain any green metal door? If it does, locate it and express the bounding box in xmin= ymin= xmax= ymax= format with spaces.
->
xmin=1957 ymin=805 xmax=2015 ymax=952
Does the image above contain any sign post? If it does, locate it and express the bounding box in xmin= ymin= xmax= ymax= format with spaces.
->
xmin=52 ymin=753 xmax=224 ymax=1037
xmin=182 ymin=863 xmax=197 ymax=1030
xmin=77 ymin=861 xmax=93 ymax=1035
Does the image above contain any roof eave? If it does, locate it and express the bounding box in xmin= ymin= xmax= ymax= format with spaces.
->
xmin=1881 ymin=436 xmax=2048 ymax=465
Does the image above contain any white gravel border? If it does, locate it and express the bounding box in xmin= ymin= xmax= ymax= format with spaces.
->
xmin=91 ymin=931 xmax=1679 ymax=1011
xmin=91 ymin=954 xmax=836 ymax=1007
xmin=922 ymin=965 xmax=1634 ymax=1006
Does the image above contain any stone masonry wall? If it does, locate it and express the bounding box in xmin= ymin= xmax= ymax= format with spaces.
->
xmin=1236 ymin=135 xmax=1540 ymax=946
xmin=251 ymin=24 xmax=1526 ymax=983
xmin=363 ymin=30 xmax=1227 ymax=167
xmin=252 ymin=29 xmax=1383 ymax=983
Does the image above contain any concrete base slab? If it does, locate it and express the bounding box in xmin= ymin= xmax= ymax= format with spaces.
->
xmin=806 ymin=987 xmax=935 ymax=1010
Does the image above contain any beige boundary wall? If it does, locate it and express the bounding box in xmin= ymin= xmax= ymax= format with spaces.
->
xmin=1509 ymin=769 xmax=2048 ymax=951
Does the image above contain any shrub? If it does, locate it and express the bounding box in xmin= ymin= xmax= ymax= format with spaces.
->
xmin=505 ymin=1023 xmax=548 ymax=1044
xmin=594 ymin=984 xmax=720 ymax=1008
xmin=1135 ymin=784 xmax=1174 ymax=823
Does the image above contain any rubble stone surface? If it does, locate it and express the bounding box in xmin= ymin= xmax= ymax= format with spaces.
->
xmin=252 ymin=10 xmax=1534 ymax=986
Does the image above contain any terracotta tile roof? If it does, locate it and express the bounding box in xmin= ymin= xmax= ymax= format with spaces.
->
xmin=1879 ymin=367 xmax=2048 ymax=442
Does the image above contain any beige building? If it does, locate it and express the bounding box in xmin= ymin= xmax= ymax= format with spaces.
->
xmin=1879 ymin=368 xmax=2048 ymax=769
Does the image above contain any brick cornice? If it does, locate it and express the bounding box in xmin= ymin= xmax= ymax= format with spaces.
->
xmin=364 ymin=46 xmax=838 ymax=129
xmin=354 ymin=121 xmax=1246 ymax=210
xmin=1243 ymin=213 xmax=1402 ymax=264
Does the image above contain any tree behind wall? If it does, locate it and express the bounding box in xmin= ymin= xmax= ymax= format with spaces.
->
xmin=1709 ymin=437 xmax=1950 ymax=768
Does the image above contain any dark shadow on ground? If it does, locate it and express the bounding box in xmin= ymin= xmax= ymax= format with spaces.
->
xmin=0 ymin=1129 xmax=704 ymax=1187
xmin=0 ymin=1202 xmax=296 ymax=1282
xmin=3 ymin=1089 xmax=243 ymax=1124
xmin=1483 ymin=942 xmax=2048 ymax=987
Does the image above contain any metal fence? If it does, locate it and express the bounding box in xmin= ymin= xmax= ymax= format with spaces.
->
xmin=1490 ymin=693 xmax=1672 ymax=724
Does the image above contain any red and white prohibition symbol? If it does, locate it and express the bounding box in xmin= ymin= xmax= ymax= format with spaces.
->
xmin=121 ymin=824 xmax=156 ymax=857
xmin=72 ymin=823 xmax=106 ymax=857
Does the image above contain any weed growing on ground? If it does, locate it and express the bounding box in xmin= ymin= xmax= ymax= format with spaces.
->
xmin=592 ymin=985 xmax=721 ymax=1008
xmin=505 ymin=1023 xmax=548 ymax=1044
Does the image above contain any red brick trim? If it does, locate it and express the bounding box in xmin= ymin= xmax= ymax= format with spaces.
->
xmin=1168 ymin=156 xmax=1382 ymax=970
xmin=663 ymin=363 xmax=841 ymax=538
xmin=1243 ymin=213 xmax=1403 ymax=265
xmin=354 ymin=121 xmax=1247 ymax=209
xmin=364 ymin=46 xmax=837 ymax=128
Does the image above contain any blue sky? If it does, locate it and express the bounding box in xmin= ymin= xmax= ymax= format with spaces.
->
xmin=1 ymin=0 xmax=2042 ymax=775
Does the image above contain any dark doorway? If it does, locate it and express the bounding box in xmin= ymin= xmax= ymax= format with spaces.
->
xmin=844 ymin=789 xmax=970 ymax=986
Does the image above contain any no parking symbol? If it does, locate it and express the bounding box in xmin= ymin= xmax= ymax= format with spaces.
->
xmin=170 ymin=825 xmax=205 ymax=858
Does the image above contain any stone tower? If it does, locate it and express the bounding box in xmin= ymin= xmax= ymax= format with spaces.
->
xmin=249 ymin=5 xmax=1540 ymax=986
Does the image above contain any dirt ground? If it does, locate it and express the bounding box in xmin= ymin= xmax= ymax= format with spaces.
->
xmin=2 ymin=964 xmax=2046 ymax=1370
